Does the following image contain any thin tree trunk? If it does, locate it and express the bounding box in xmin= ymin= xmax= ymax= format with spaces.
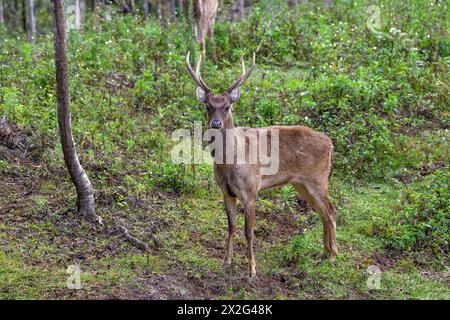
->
xmin=80 ymin=0 xmax=85 ymax=24
xmin=0 ymin=0 xmax=4 ymax=25
xmin=290 ymin=0 xmax=298 ymax=16
xmin=13 ymin=0 xmax=19 ymax=29
xmin=128 ymin=0 xmax=135 ymax=14
xmin=291 ymin=0 xmax=298 ymax=10
xmin=22 ymin=0 xmax=27 ymax=33
xmin=87 ymin=0 xmax=95 ymax=11
xmin=29 ymin=0 xmax=36 ymax=43
xmin=74 ymin=0 xmax=81 ymax=30
xmin=181 ymin=0 xmax=189 ymax=23
xmin=93 ymin=0 xmax=100 ymax=29
xmin=157 ymin=0 xmax=162 ymax=20
xmin=144 ymin=0 xmax=149 ymax=21
xmin=229 ymin=7 xmax=234 ymax=23
xmin=51 ymin=0 xmax=102 ymax=224
xmin=236 ymin=0 xmax=244 ymax=20
xmin=168 ymin=0 xmax=175 ymax=18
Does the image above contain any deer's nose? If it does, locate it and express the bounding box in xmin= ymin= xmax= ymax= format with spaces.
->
xmin=211 ymin=119 xmax=223 ymax=129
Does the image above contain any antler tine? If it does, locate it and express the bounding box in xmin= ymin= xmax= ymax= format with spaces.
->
xmin=186 ymin=52 xmax=200 ymax=85
xmin=195 ymin=53 xmax=202 ymax=75
xmin=195 ymin=54 xmax=212 ymax=92
xmin=228 ymin=52 xmax=256 ymax=93
xmin=186 ymin=52 xmax=211 ymax=92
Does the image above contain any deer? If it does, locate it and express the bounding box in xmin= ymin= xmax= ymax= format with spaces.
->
xmin=185 ymin=52 xmax=338 ymax=279
xmin=193 ymin=0 xmax=218 ymax=58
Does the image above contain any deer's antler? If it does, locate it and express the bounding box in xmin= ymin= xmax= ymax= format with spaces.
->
xmin=227 ymin=52 xmax=256 ymax=93
xmin=186 ymin=52 xmax=211 ymax=93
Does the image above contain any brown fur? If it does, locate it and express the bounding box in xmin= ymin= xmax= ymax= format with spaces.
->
xmin=186 ymin=55 xmax=338 ymax=278
xmin=193 ymin=0 xmax=218 ymax=58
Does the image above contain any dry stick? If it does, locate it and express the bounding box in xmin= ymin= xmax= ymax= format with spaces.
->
xmin=115 ymin=218 xmax=162 ymax=252
xmin=118 ymin=225 xmax=149 ymax=252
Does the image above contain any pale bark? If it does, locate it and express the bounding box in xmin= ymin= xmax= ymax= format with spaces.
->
xmin=80 ymin=0 xmax=85 ymax=23
xmin=74 ymin=0 xmax=81 ymax=30
xmin=157 ymin=0 xmax=162 ymax=20
xmin=51 ymin=0 xmax=102 ymax=224
xmin=236 ymin=0 xmax=244 ymax=20
xmin=29 ymin=0 xmax=36 ymax=43
xmin=168 ymin=0 xmax=175 ymax=18
xmin=0 ymin=0 xmax=4 ymax=25
xmin=144 ymin=0 xmax=149 ymax=20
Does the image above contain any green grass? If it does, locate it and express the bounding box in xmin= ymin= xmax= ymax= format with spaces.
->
xmin=0 ymin=176 xmax=448 ymax=299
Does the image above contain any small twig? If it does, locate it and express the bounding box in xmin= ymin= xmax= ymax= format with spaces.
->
xmin=118 ymin=225 xmax=149 ymax=252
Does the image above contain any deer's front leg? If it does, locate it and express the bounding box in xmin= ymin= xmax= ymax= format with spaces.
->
xmin=243 ymin=197 xmax=257 ymax=278
xmin=223 ymin=194 xmax=237 ymax=268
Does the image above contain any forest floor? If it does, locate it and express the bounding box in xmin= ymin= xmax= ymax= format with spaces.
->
xmin=0 ymin=122 xmax=448 ymax=299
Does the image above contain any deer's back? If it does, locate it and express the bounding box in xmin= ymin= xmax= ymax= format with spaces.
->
xmin=214 ymin=125 xmax=334 ymax=194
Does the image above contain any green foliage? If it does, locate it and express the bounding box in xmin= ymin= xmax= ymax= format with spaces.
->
xmin=0 ymin=0 xmax=448 ymax=299
xmin=280 ymin=185 xmax=297 ymax=210
xmin=382 ymin=169 xmax=450 ymax=257
xmin=1 ymin=0 xmax=447 ymax=185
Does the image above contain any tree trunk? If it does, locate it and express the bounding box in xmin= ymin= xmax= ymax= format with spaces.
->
xmin=290 ymin=0 xmax=298 ymax=15
xmin=51 ymin=0 xmax=102 ymax=224
xmin=128 ymin=0 xmax=135 ymax=14
xmin=86 ymin=0 xmax=95 ymax=11
xmin=74 ymin=0 xmax=81 ymax=30
xmin=144 ymin=0 xmax=149 ymax=20
xmin=22 ymin=0 xmax=27 ymax=33
xmin=236 ymin=0 xmax=244 ymax=20
xmin=157 ymin=0 xmax=162 ymax=20
xmin=0 ymin=0 xmax=4 ymax=25
xmin=181 ymin=0 xmax=189 ymax=23
xmin=168 ymin=0 xmax=175 ymax=18
xmin=29 ymin=0 xmax=36 ymax=43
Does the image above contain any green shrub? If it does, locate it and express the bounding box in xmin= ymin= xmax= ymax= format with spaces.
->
xmin=382 ymin=169 xmax=449 ymax=257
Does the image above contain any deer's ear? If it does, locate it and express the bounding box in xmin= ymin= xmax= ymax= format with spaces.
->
xmin=229 ymin=88 xmax=241 ymax=103
xmin=196 ymin=87 xmax=207 ymax=103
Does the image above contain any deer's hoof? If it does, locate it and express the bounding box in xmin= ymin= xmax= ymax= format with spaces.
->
xmin=249 ymin=272 xmax=257 ymax=280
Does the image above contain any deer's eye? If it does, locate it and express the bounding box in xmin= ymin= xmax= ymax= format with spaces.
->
xmin=206 ymin=105 xmax=213 ymax=112
xmin=224 ymin=106 xmax=230 ymax=112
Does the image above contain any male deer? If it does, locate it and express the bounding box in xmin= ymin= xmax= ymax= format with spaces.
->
xmin=193 ymin=0 xmax=218 ymax=58
xmin=186 ymin=53 xmax=338 ymax=278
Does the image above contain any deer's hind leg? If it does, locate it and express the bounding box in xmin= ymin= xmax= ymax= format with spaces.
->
xmin=293 ymin=181 xmax=338 ymax=259
xmin=236 ymin=189 xmax=258 ymax=279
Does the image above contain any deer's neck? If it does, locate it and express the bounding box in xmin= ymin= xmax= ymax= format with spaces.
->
xmin=224 ymin=113 xmax=234 ymax=129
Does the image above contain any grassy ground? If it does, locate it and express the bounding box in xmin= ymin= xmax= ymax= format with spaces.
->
xmin=0 ymin=138 xmax=448 ymax=299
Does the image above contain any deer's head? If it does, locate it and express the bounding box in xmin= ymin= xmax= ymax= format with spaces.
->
xmin=186 ymin=52 xmax=256 ymax=130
